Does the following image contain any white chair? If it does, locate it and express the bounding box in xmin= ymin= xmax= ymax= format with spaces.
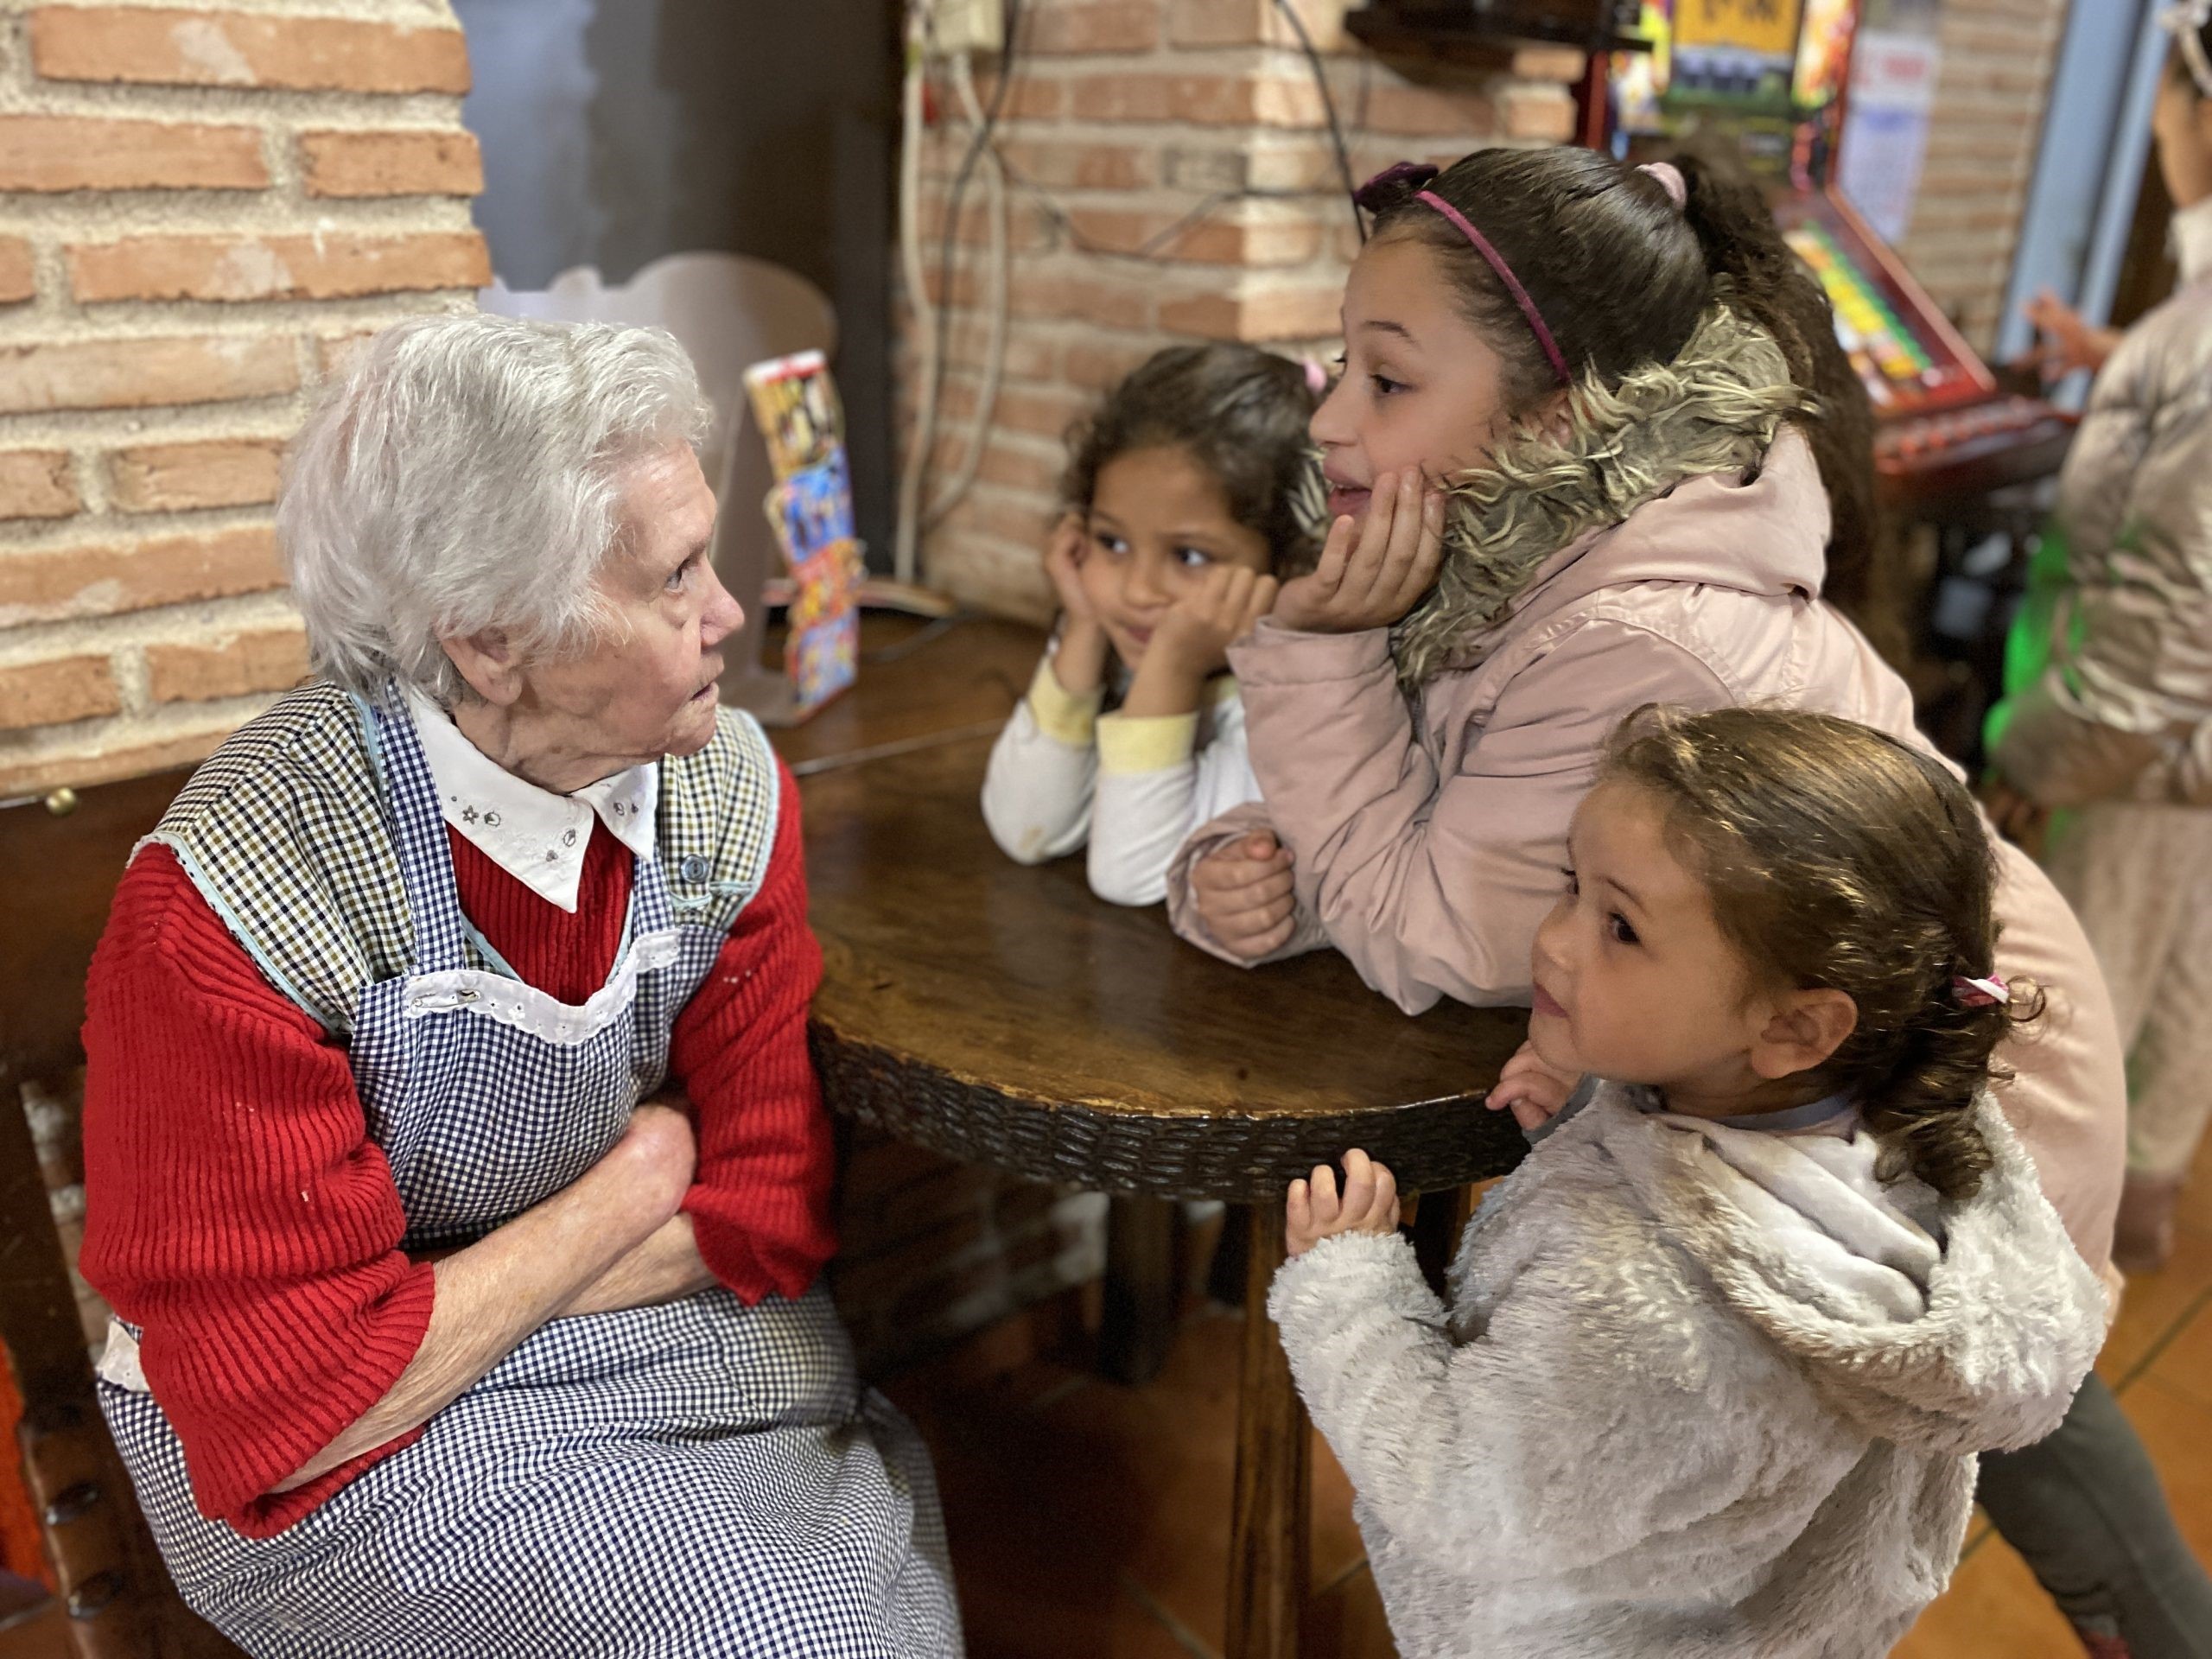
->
xmin=480 ymin=252 xmax=837 ymax=721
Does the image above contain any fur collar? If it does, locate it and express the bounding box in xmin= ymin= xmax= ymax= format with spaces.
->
xmin=1393 ymin=302 xmax=1815 ymax=690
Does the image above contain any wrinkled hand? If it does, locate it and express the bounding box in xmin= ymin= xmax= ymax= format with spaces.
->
xmin=1274 ymin=469 xmax=1444 ymax=634
xmin=1191 ymin=830 xmax=1296 ymax=959
xmin=2024 ymin=289 xmax=2120 ymax=380
xmin=1041 ymin=512 xmax=1095 ymax=624
xmin=1484 ymin=1041 xmax=1583 ymax=1134
xmin=1981 ymin=774 xmax=2050 ymax=857
xmin=610 ymin=1098 xmax=697 ymax=1224
xmin=1287 ymin=1148 xmax=1401 ymax=1256
xmin=1150 ymin=563 xmax=1280 ymax=682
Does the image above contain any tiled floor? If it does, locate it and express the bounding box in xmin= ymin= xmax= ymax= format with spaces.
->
xmin=886 ymin=1135 xmax=2212 ymax=1659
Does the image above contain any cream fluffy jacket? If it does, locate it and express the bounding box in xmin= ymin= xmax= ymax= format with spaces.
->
xmin=1269 ymin=1087 xmax=2106 ymax=1659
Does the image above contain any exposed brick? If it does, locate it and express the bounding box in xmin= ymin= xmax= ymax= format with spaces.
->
xmin=0 ymin=113 xmax=267 ymax=192
xmin=1026 ymin=0 xmax=1159 ymax=54
xmin=1166 ymin=0 xmax=1346 ymax=50
xmin=1003 ymin=269 xmax=1150 ymax=330
xmin=918 ymin=191 xmax=1061 ymax=255
xmin=974 ymin=440 xmax=1068 ymax=495
xmin=144 ymin=624 xmax=308 ymax=703
xmin=69 ymin=231 xmax=492 ymax=304
xmin=0 ymin=451 xmax=78 ymax=520
xmin=0 ymin=525 xmax=285 ymax=626
xmin=1063 ymin=338 xmax=1156 ymax=391
xmin=299 ymin=129 xmax=484 ymax=199
xmin=1068 ymin=71 xmax=1323 ymax=126
xmin=0 ymin=334 xmax=297 ymax=415
xmin=1501 ymin=82 xmax=1575 ymax=143
xmin=0 ymin=653 xmax=119 ymax=732
xmin=1065 ymin=207 xmax=1322 ymax=265
xmin=0 ymin=720 xmax=234 ymax=798
xmin=1359 ymin=79 xmax=1498 ymax=139
xmin=967 ymin=69 xmax=1064 ymax=121
xmin=108 ymin=436 xmax=286 ymax=512
xmin=315 ymin=328 xmax=380 ymax=381
xmin=28 ymin=8 xmax=471 ymax=94
xmin=995 ymin=137 xmax=1156 ymax=191
xmin=1158 ymin=281 xmax=1342 ymax=341
xmin=0 ymin=238 xmax=32 ymax=304
xmin=1509 ymin=45 xmax=1587 ymax=83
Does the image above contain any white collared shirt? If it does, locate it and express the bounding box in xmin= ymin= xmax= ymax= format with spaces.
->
xmin=404 ymin=686 xmax=659 ymax=913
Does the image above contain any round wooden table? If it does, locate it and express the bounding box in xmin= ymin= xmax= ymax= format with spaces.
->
xmin=795 ymin=648 xmax=1529 ymax=1659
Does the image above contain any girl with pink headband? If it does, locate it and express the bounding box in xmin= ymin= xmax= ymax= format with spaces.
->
xmin=1154 ymin=141 xmax=2177 ymax=1650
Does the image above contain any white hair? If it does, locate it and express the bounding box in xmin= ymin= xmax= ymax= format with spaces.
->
xmin=281 ymin=312 xmax=715 ymax=704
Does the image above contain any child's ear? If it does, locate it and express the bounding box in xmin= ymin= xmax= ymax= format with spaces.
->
xmin=1747 ymin=989 xmax=1859 ymax=1082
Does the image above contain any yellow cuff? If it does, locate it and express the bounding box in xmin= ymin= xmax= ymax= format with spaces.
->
xmin=1096 ymin=711 xmax=1199 ymax=776
xmin=1027 ymin=654 xmax=1103 ymax=747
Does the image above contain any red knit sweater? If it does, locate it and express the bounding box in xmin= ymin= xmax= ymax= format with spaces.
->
xmin=78 ymin=759 xmax=833 ymax=1537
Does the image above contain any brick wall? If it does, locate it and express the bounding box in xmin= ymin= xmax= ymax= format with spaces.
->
xmin=1898 ymin=0 xmax=2069 ymax=353
xmin=905 ymin=0 xmax=1584 ymax=619
xmin=0 ymin=0 xmax=484 ymax=800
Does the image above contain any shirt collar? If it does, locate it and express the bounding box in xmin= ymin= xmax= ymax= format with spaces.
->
xmin=2175 ymin=194 xmax=2212 ymax=287
xmin=403 ymin=685 xmax=659 ymax=913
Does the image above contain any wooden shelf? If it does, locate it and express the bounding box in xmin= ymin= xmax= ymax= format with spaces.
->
xmin=1344 ymin=3 xmax=1645 ymax=69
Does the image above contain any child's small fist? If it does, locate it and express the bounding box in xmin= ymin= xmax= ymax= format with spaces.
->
xmin=1286 ymin=1147 xmax=1402 ymax=1256
xmin=1484 ymin=1041 xmax=1583 ymax=1134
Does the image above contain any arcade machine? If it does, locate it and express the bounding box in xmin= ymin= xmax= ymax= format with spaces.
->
xmin=1596 ymin=0 xmax=2075 ymax=509
xmin=1594 ymin=0 xmax=2074 ymax=753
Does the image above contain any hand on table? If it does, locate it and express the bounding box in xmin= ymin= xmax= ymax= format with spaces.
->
xmin=1273 ymin=469 xmax=1444 ymax=634
xmin=1190 ymin=831 xmax=1296 ymax=960
xmin=1484 ymin=1041 xmax=1583 ymax=1135
xmin=1286 ymin=1147 xmax=1401 ymax=1257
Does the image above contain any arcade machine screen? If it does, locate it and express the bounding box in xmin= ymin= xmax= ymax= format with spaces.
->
xmin=1603 ymin=0 xmax=2073 ymax=495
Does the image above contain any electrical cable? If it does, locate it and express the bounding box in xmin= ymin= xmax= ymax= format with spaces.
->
xmin=1271 ymin=0 xmax=1363 ymax=245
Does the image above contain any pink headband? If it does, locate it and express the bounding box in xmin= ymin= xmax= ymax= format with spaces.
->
xmin=1414 ymin=188 xmax=1571 ymax=388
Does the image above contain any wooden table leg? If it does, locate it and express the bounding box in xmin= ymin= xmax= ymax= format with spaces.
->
xmin=1225 ymin=1197 xmax=1309 ymax=1659
xmin=1099 ymin=1195 xmax=1179 ymax=1385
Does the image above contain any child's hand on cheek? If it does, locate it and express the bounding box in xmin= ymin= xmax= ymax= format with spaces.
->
xmin=1285 ymin=1147 xmax=1401 ymax=1256
xmin=1274 ymin=469 xmax=1445 ymax=635
xmin=1484 ymin=1041 xmax=1583 ymax=1134
xmin=1041 ymin=513 xmax=1096 ymax=624
xmin=1124 ymin=564 xmax=1280 ymax=717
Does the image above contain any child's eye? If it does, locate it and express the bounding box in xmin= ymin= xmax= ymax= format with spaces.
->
xmin=1331 ymin=353 xmax=1348 ymax=371
xmin=1370 ymin=373 xmax=1406 ymax=397
xmin=1560 ymin=865 xmax=1579 ymax=896
xmin=1607 ymin=912 xmax=1640 ymax=946
xmin=1092 ymin=532 xmax=1128 ymax=558
xmin=1174 ymin=547 xmax=1212 ymax=569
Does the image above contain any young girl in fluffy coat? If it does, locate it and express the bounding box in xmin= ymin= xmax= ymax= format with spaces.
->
xmin=1274 ymin=706 xmax=2106 ymax=1659
xmin=1164 ymin=145 xmax=2126 ymax=1294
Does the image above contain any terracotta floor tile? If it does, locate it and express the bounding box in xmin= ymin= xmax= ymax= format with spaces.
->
xmin=1889 ymin=1532 xmax=2081 ymax=1658
xmin=2119 ymin=1376 xmax=2212 ymax=1560
xmin=2147 ymin=1284 xmax=2212 ymax=1410
xmin=2099 ymin=1219 xmax=2212 ymax=1382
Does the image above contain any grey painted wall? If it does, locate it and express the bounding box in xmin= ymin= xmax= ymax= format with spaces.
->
xmin=453 ymin=0 xmax=899 ymax=557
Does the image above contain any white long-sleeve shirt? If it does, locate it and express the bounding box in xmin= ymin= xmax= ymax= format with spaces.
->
xmin=981 ymin=652 xmax=1263 ymax=906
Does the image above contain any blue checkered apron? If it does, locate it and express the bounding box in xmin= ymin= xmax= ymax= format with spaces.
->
xmin=99 ymin=690 xmax=962 ymax=1657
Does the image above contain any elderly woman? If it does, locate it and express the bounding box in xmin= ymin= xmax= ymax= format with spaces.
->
xmin=77 ymin=315 xmax=962 ymax=1657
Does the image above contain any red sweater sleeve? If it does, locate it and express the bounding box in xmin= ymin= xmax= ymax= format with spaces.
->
xmin=670 ymin=758 xmax=836 ymax=1300
xmin=77 ymin=847 xmax=436 ymax=1538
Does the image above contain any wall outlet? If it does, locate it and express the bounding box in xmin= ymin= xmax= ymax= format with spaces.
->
xmin=928 ymin=0 xmax=1002 ymax=55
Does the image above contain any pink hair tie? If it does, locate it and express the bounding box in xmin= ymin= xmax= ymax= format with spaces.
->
xmin=1302 ymin=357 xmax=1328 ymax=396
xmin=1414 ymin=189 xmax=1572 ymax=389
xmin=1638 ymin=162 xmax=1688 ymax=210
xmin=1952 ymin=974 xmax=2009 ymax=1008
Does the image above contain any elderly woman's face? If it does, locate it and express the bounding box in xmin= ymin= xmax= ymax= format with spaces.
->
xmin=449 ymin=442 xmax=741 ymax=790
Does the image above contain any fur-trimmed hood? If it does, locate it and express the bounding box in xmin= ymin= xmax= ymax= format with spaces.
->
xmin=1394 ymin=303 xmax=1821 ymax=689
xmin=1592 ymin=1086 xmax=2107 ymax=1458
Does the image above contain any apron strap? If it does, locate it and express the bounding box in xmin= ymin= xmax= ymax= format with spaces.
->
xmin=369 ymin=681 xmax=478 ymax=973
